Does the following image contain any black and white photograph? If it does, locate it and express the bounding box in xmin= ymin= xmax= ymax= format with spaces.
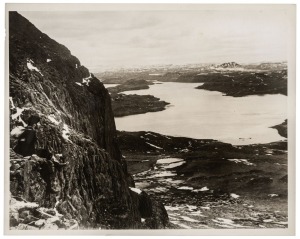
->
xmin=4 ymin=3 xmax=296 ymax=235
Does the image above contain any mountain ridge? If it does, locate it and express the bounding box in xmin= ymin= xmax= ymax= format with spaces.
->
xmin=9 ymin=11 xmax=168 ymax=230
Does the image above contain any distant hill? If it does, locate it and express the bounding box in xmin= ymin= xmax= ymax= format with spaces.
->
xmin=244 ymin=62 xmax=287 ymax=71
xmin=217 ymin=62 xmax=242 ymax=68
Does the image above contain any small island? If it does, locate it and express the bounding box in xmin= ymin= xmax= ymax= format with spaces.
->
xmin=106 ymin=79 xmax=170 ymax=117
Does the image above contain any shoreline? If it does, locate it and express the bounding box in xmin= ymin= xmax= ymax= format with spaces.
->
xmin=104 ymin=70 xmax=287 ymax=118
xmin=107 ymin=79 xmax=170 ymax=117
xmin=118 ymin=130 xmax=288 ymax=229
xmin=104 ymin=69 xmax=288 ymax=228
xmin=271 ymin=120 xmax=287 ymax=138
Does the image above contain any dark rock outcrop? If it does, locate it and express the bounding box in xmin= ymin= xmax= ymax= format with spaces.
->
xmin=217 ymin=62 xmax=242 ymax=68
xmin=9 ymin=12 xmax=168 ymax=230
xmin=271 ymin=120 xmax=287 ymax=138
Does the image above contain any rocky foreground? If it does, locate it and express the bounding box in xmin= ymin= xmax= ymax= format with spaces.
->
xmin=9 ymin=12 xmax=168 ymax=230
xmin=118 ymin=130 xmax=288 ymax=229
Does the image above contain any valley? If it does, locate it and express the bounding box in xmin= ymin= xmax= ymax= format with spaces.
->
xmin=99 ymin=62 xmax=288 ymax=229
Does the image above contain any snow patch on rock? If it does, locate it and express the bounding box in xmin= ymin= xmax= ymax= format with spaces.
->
xmin=82 ymin=74 xmax=92 ymax=86
xmin=10 ymin=126 xmax=25 ymax=137
xmin=10 ymin=197 xmax=39 ymax=211
xmin=268 ymin=194 xmax=279 ymax=197
xmin=148 ymin=171 xmax=176 ymax=178
xmin=48 ymin=115 xmax=61 ymax=125
xmin=129 ymin=187 xmax=142 ymax=194
xmin=227 ymin=158 xmax=255 ymax=166
xmin=156 ymin=158 xmax=183 ymax=164
xmin=145 ymin=142 xmax=163 ymax=149
xmin=27 ymin=59 xmax=43 ymax=76
xmin=180 ymin=215 xmax=199 ymax=222
xmin=178 ymin=186 xmax=193 ymax=191
xmin=193 ymin=186 xmax=209 ymax=192
xmin=212 ymin=217 xmax=246 ymax=228
xmin=163 ymin=161 xmax=185 ymax=169
xmin=9 ymin=97 xmax=16 ymax=109
xmin=12 ymin=107 xmax=25 ymax=120
xmin=230 ymin=193 xmax=240 ymax=199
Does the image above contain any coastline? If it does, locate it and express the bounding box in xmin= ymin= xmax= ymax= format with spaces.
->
xmin=117 ymin=130 xmax=288 ymax=229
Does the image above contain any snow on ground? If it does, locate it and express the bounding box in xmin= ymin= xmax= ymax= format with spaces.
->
xmin=212 ymin=218 xmax=246 ymax=228
xmin=133 ymin=168 xmax=152 ymax=177
xmin=10 ymin=198 xmax=39 ymax=211
xmin=274 ymin=221 xmax=288 ymax=225
xmin=27 ymin=59 xmax=43 ymax=76
xmin=178 ymin=186 xmax=193 ymax=190
xmin=134 ymin=182 xmax=151 ymax=189
xmin=170 ymin=221 xmax=192 ymax=229
xmin=227 ymin=158 xmax=255 ymax=166
xmin=268 ymin=194 xmax=279 ymax=197
xmin=156 ymin=158 xmax=183 ymax=164
xmin=186 ymin=205 xmax=197 ymax=211
xmin=145 ymin=142 xmax=163 ymax=149
xmin=11 ymin=107 xmax=25 ymax=120
xmin=10 ymin=126 xmax=25 ymax=137
xmin=263 ymin=219 xmax=273 ymax=223
xmin=9 ymin=97 xmax=16 ymax=109
xmin=200 ymin=206 xmax=210 ymax=210
xmin=75 ymin=82 xmax=83 ymax=87
xmin=148 ymin=187 xmax=167 ymax=193
xmin=82 ymin=74 xmax=92 ymax=86
xmin=145 ymin=132 xmax=158 ymax=137
xmin=193 ymin=186 xmax=209 ymax=192
xmin=147 ymin=171 xmax=177 ymax=178
xmin=164 ymin=178 xmax=184 ymax=184
xmin=11 ymin=107 xmax=28 ymax=127
xmin=46 ymin=59 xmax=52 ymax=63
xmin=230 ymin=193 xmax=240 ymax=199
xmin=180 ymin=215 xmax=200 ymax=223
xmin=129 ymin=187 xmax=142 ymax=194
xmin=163 ymin=161 xmax=185 ymax=169
xmin=165 ymin=205 xmax=183 ymax=211
xmin=189 ymin=211 xmax=207 ymax=217
xmin=214 ymin=67 xmax=246 ymax=72
xmin=48 ymin=115 xmax=60 ymax=125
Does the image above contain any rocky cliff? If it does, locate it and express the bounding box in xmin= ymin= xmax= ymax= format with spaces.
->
xmin=9 ymin=12 xmax=168 ymax=230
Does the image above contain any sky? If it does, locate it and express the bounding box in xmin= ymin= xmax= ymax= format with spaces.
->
xmin=20 ymin=8 xmax=291 ymax=72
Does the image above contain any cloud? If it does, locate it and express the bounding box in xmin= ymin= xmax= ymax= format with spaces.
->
xmin=20 ymin=8 xmax=290 ymax=70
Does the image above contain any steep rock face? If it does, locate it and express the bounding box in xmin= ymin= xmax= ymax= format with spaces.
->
xmin=9 ymin=12 xmax=168 ymax=229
